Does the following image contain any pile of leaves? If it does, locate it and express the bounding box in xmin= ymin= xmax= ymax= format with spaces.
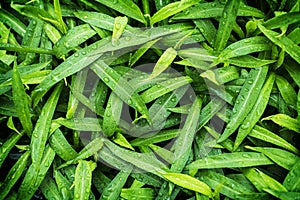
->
xmin=1 ymin=0 xmax=300 ymax=199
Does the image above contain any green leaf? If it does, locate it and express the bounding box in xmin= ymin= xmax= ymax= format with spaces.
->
xmin=91 ymin=60 xmax=150 ymax=122
xmin=140 ymin=76 xmax=192 ymax=103
xmin=199 ymin=170 xmax=253 ymax=199
xmin=227 ymin=55 xmax=276 ymax=68
xmin=53 ymin=117 xmax=102 ymax=132
xmin=104 ymin=139 xmax=168 ymax=175
xmin=130 ymin=129 xmax=179 ymax=146
xmin=246 ymin=146 xmax=299 ymax=170
xmin=283 ymin=159 xmax=300 ymax=192
xmin=275 ymin=74 xmax=298 ymax=108
xmin=173 ymin=2 xmax=264 ymax=20
xmin=113 ymin=132 xmax=134 ymax=151
xmin=234 ymin=73 xmax=275 ymax=150
xmin=187 ymin=152 xmax=273 ymax=170
xmin=162 ymin=172 xmax=213 ymax=197
xmin=12 ymin=61 xmax=32 ymax=135
xmin=214 ymin=0 xmax=240 ymax=51
xmin=150 ymin=0 xmax=202 ymax=26
xmin=264 ymin=189 xmax=300 ymax=200
xmin=40 ymin=175 xmax=63 ymax=200
xmin=17 ymin=145 xmax=56 ymax=200
xmin=53 ymin=169 xmax=73 ymax=199
xmin=53 ymin=0 xmax=67 ymax=34
xmin=0 ymin=151 xmax=30 ymax=200
xmin=0 ymin=132 xmax=23 ymax=168
xmin=112 ymin=16 xmax=128 ymax=46
xmin=103 ymin=93 xmax=123 ymax=137
xmin=150 ymin=47 xmax=177 ymax=78
xmin=263 ymin=12 xmax=300 ymax=30
xmin=100 ymin=166 xmax=133 ymax=200
xmin=59 ymin=137 xmax=103 ymax=169
xmin=43 ymin=23 xmax=62 ymax=44
xmin=263 ymin=114 xmax=300 ymax=134
xmin=243 ymin=168 xmax=287 ymax=192
xmin=257 ymin=22 xmax=300 ymax=64
xmin=30 ymin=83 xmax=62 ymax=167
xmin=217 ymin=36 xmax=272 ymax=61
xmin=129 ymin=38 xmax=160 ymax=67
xmin=249 ymin=125 xmax=299 ymax=154
xmin=49 ymin=129 xmax=77 ymax=161
xmin=121 ymin=188 xmax=155 ymax=200
xmin=0 ymin=43 xmax=54 ymax=55
xmin=218 ymin=66 xmax=268 ymax=143
xmin=11 ymin=3 xmax=64 ymax=33
xmin=0 ymin=9 xmax=26 ymax=37
xmin=173 ymin=96 xmax=202 ymax=161
xmin=74 ymin=160 xmax=96 ymax=200
xmin=53 ymin=24 xmax=96 ymax=58
xmin=193 ymin=19 xmax=216 ymax=46
xmin=74 ymin=11 xmax=134 ymax=33
xmin=95 ymin=0 xmax=146 ymax=24
xmin=284 ymin=59 xmax=300 ymax=87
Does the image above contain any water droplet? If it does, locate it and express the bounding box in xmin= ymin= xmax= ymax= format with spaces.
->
xmin=103 ymin=77 xmax=109 ymax=83
xmin=64 ymin=42 xmax=70 ymax=48
xmin=82 ymin=51 xmax=86 ymax=55
xmin=223 ymin=12 xmax=227 ymax=19
xmin=242 ymin=153 xmax=250 ymax=158
xmin=84 ymin=15 xmax=88 ymax=19
xmin=241 ymin=122 xmax=250 ymax=129
xmin=115 ymin=23 xmax=121 ymax=29
xmin=128 ymin=99 xmax=132 ymax=105
xmin=125 ymin=36 xmax=131 ymax=41
xmin=74 ymin=53 xmax=79 ymax=57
